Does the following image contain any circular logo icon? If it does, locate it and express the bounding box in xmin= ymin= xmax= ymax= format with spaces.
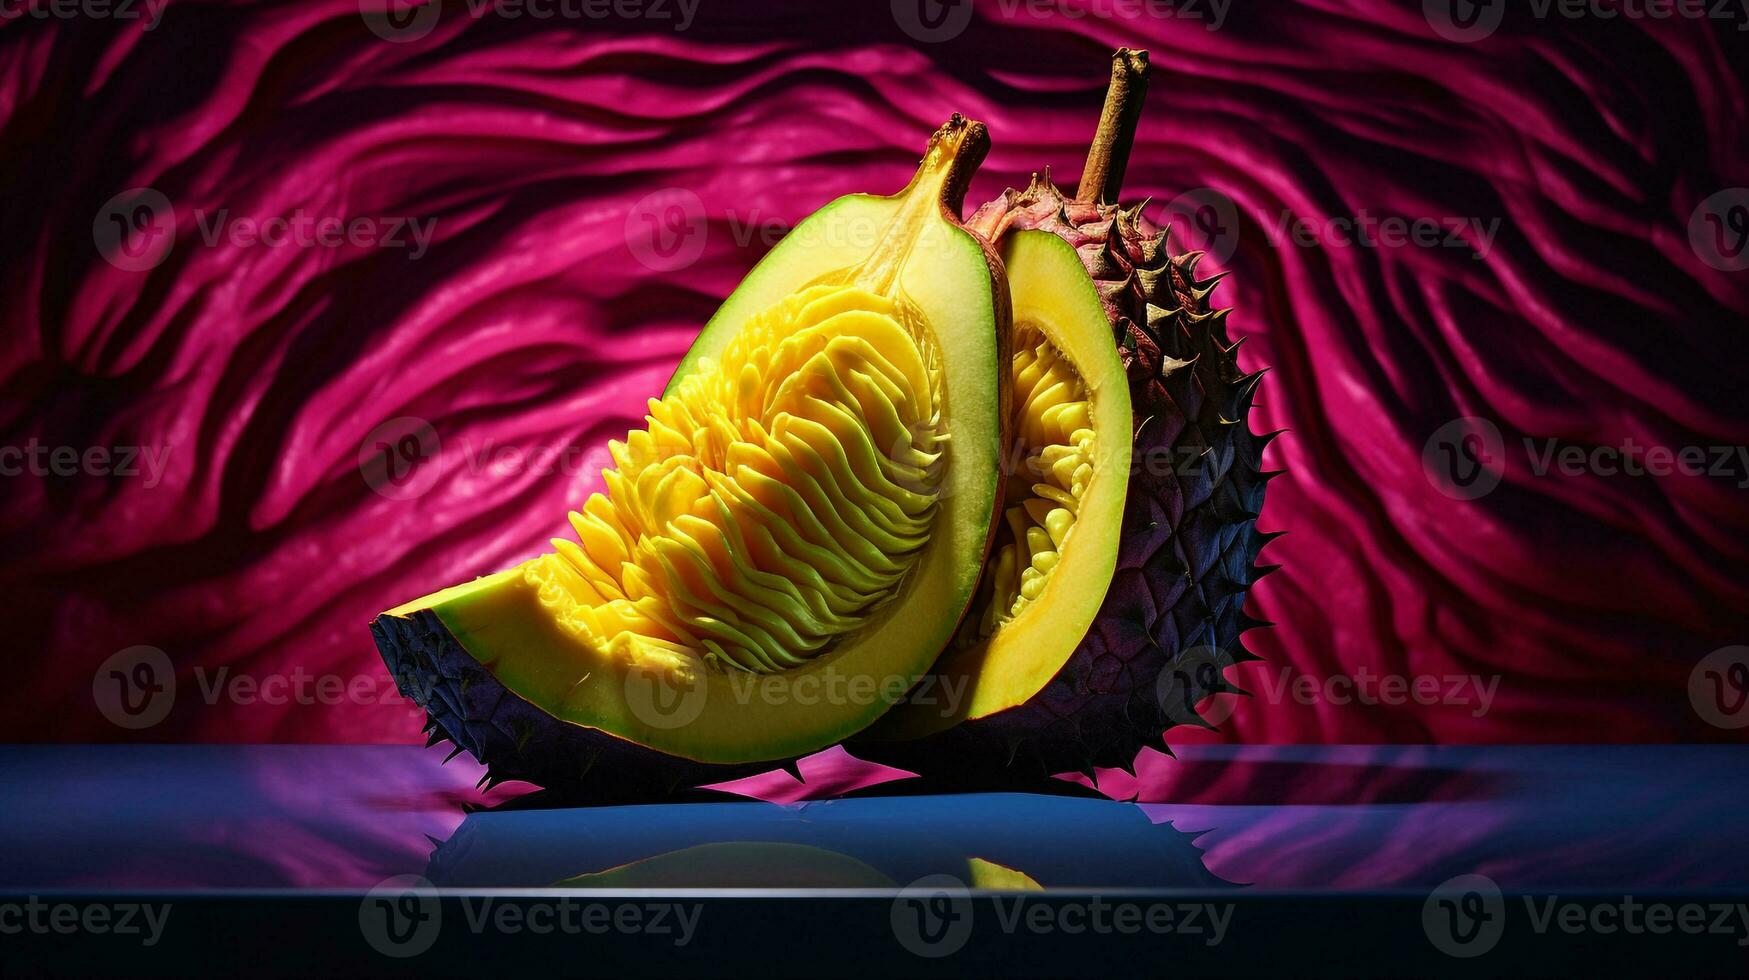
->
xmin=360 ymin=0 xmax=442 ymax=43
xmin=1689 ymin=646 xmax=1749 ymax=730
xmin=360 ymin=874 xmax=441 ymax=958
xmin=93 ymin=645 xmax=176 ymax=730
xmin=93 ymin=187 xmax=176 ymax=272
xmin=1162 ymin=187 xmax=1241 ymax=266
xmin=891 ymin=0 xmax=974 ymax=43
xmin=625 ymin=188 xmax=708 ymax=272
xmin=1156 ymin=645 xmax=1238 ymax=728
xmin=1423 ymin=0 xmax=1505 ymax=43
xmin=1422 ymin=416 xmax=1505 ymax=501
xmin=1688 ymin=188 xmax=1749 ymax=273
xmin=359 ymin=416 xmax=441 ymax=500
xmin=623 ymin=665 xmax=708 ymax=730
xmin=1423 ymin=873 xmax=1505 ymax=958
xmin=891 ymin=874 xmax=973 ymax=958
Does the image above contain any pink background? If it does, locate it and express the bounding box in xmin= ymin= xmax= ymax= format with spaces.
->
xmin=3 ymin=0 xmax=1746 ymax=750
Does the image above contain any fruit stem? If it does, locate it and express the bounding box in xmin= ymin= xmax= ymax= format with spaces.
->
xmin=917 ymin=112 xmax=990 ymax=219
xmin=1076 ymin=48 xmax=1150 ymax=205
xmin=854 ymin=114 xmax=990 ymax=295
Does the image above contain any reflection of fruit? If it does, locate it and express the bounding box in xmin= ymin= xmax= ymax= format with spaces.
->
xmin=856 ymin=50 xmax=1274 ymax=783
xmin=374 ymin=116 xmax=1009 ymax=796
xmin=552 ymin=844 xmax=1039 ymax=890
xmin=426 ymin=793 xmax=1231 ymax=890
xmin=557 ymin=843 xmax=895 ymax=889
xmin=964 ymin=856 xmax=1042 ymax=891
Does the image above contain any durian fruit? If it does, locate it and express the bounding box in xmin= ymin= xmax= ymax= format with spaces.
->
xmin=854 ymin=50 xmax=1277 ymax=786
xmin=373 ymin=116 xmax=1012 ymax=799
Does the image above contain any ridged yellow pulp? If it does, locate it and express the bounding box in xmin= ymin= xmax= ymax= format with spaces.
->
xmin=533 ymin=283 xmax=946 ymax=677
xmin=962 ymin=322 xmax=1094 ymax=643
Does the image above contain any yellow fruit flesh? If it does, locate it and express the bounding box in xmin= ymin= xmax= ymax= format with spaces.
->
xmin=960 ymin=322 xmax=1093 ymax=644
xmin=539 ymin=283 xmax=946 ymax=677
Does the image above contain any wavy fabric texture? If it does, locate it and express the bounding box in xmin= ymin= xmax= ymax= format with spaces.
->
xmin=2 ymin=1 xmax=1746 ymax=758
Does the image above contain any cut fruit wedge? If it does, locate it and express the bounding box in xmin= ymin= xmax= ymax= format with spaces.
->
xmin=372 ymin=116 xmax=1010 ymax=793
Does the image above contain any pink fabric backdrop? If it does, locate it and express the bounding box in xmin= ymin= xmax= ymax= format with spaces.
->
xmin=3 ymin=0 xmax=1746 ymax=751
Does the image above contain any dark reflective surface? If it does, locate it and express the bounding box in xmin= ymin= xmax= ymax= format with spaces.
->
xmin=429 ymin=793 xmax=1232 ymax=890
xmin=3 ymin=745 xmax=1744 ymax=892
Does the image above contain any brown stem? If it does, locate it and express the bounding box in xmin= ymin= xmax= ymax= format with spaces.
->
xmin=1076 ymin=48 xmax=1150 ymax=205
xmin=931 ymin=112 xmax=991 ymax=219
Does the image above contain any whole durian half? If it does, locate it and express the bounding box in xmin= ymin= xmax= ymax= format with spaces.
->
xmin=855 ymin=49 xmax=1279 ymax=786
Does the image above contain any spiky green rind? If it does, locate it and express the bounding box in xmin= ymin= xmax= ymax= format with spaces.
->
xmin=372 ymin=610 xmax=782 ymax=801
xmin=855 ymin=176 xmax=1276 ymax=783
